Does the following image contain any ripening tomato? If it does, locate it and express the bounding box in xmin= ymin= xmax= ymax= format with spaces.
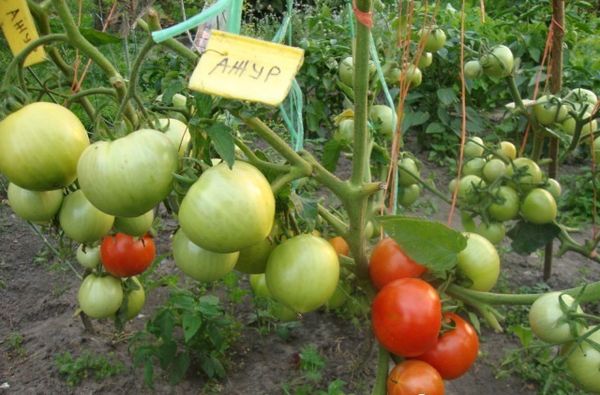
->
xmin=387 ymin=360 xmax=445 ymax=395
xmin=369 ymin=238 xmax=426 ymax=289
xmin=329 ymin=236 xmax=350 ymax=256
xmin=372 ymin=278 xmax=442 ymax=357
xmin=415 ymin=313 xmax=480 ymax=379
xmin=496 ymin=141 xmax=517 ymax=160
xmin=100 ymin=233 xmax=156 ymax=277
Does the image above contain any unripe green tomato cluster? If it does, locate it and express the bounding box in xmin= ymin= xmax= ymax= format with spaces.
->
xmin=454 ymin=138 xmax=560 ymax=245
xmin=398 ymin=157 xmax=422 ymax=208
xmin=465 ymin=45 xmax=514 ymax=80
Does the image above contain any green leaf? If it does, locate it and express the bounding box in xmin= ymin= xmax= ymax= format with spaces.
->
xmin=508 ymin=324 xmax=534 ymax=347
xmin=162 ymin=80 xmax=185 ymax=105
xmin=437 ymin=88 xmax=458 ymax=106
xmin=143 ymin=362 xmax=154 ymax=389
xmin=182 ymin=313 xmax=202 ymax=343
xmin=152 ymin=309 xmax=175 ymax=340
xmin=322 ymin=139 xmax=342 ymax=171
xmin=507 ymin=221 xmax=561 ymax=254
xmin=157 ymin=340 xmax=177 ymax=369
xmin=79 ymin=28 xmax=120 ymax=46
xmin=193 ymin=92 xmax=213 ymax=118
xmin=402 ymin=110 xmax=430 ymax=132
xmin=168 ymin=352 xmax=190 ymax=384
xmin=425 ymin=122 xmax=446 ymax=135
xmin=378 ymin=216 xmax=467 ymax=276
xmin=206 ymin=123 xmax=235 ymax=168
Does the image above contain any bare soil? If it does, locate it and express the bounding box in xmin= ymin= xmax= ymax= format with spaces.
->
xmin=1 ymin=164 xmax=599 ymax=394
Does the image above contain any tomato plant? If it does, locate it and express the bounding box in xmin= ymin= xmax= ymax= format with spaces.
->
xmin=179 ymin=161 xmax=275 ymax=253
xmin=369 ymin=238 xmax=426 ymax=289
xmin=456 ymin=233 xmax=500 ymax=291
xmin=372 ymin=278 xmax=441 ymax=357
xmin=415 ymin=313 xmax=479 ymax=379
xmin=78 ymin=273 xmax=123 ymax=319
xmin=0 ymin=102 xmax=90 ymax=191
xmin=101 ymin=233 xmax=156 ymax=277
xmin=387 ymin=360 xmax=444 ymax=395
xmin=7 ymin=183 xmax=63 ymax=224
xmin=265 ymin=234 xmax=339 ymax=313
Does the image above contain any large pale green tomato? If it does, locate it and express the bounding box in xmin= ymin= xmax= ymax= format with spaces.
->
xmin=369 ymin=105 xmax=395 ymax=137
xmin=77 ymin=129 xmax=178 ymax=217
xmin=544 ymin=178 xmax=562 ymax=200
xmin=529 ymin=292 xmax=583 ymax=344
xmin=402 ymin=64 xmax=422 ymax=87
xmin=420 ymin=27 xmax=446 ymax=52
xmin=7 ymin=183 xmax=63 ymax=223
xmin=457 ymin=233 xmax=500 ymax=291
xmin=457 ymin=175 xmax=486 ymax=203
xmin=463 ymin=60 xmax=482 ymax=79
xmin=482 ymin=158 xmax=507 ymax=182
xmin=488 ymin=186 xmax=520 ymax=221
xmin=265 ymin=234 xmax=339 ymax=313
xmin=462 ymin=158 xmax=486 ymax=177
xmin=399 ymin=184 xmax=421 ymax=207
xmin=533 ymin=95 xmax=569 ymax=125
xmin=569 ymin=88 xmax=597 ymax=107
xmin=122 ymin=276 xmax=145 ymax=320
xmin=480 ymin=45 xmax=514 ymax=78
xmin=76 ymin=244 xmax=100 ymax=269
xmin=114 ymin=210 xmax=154 ymax=237
xmin=507 ymin=157 xmax=543 ymax=189
xmin=78 ymin=274 xmax=123 ymax=319
xmin=179 ymin=161 xmax=275 ymax=253
xmin=561 ymin=115 xmax=597 ymax=138
xmin=59 ymin=190 xmax=114 ymax=243
xmin=172 ymin=229 xmax=239 ymax=282
xmin=157 ymin=118 xmax=190 ymax=157
xmin=235 ymin=236 xmax=276 ymax=274
xmin=521 ymin=188 xmax=557 ymax=224
xmin=473 ymin=222 xmax=506 ymax=245
xmin=464 ymin=136 xmax=484 ymax=158
xmin=338 ymin=56 xmax=354 ymax=86
xmin=0 ymin=102 xmax=90 ymax=190
xmin=418 ymin=52 xmax=433 ymax=69
xmin=398 ymin=157 xmax=420 ymax=186
xmin=562 ymin=328 xmax=600 ymax=393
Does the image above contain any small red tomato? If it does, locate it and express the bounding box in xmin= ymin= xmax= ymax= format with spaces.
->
xmin=369 ymin=238 xmax=426 ymax=289
xmin=387 ymin=360 xmax=445 ymax=395
xmin=414 ymin=312 xmax=480 ymax=379
xmin=100 ymin=233 xmax=155 ymax=277
xmin=372 ymin=278 xmax=442 ymax=357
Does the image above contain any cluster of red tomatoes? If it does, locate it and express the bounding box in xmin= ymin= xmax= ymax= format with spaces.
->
xmin=369 ymin=238 xmax=480 ymax=395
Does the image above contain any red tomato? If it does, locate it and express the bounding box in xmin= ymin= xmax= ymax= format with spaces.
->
xmin=372 ymin=278 xmax=442 ymax=357
xmin=387 ymin=360 xmax=445 ymax=395
xmin=328 ymin=236 xmax=350 ymax=256
xmin=369 ymin=238 xmax=426 ymax=289
xmin=414 ymin=313 xmax=479 ymax=379
xmin=100 ymin=233 xmax=156 ymax=277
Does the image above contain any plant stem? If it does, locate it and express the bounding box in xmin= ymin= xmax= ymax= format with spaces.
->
xmin=65 ymin=88 xmax=117 ymax=107
xmin=371 ymin=345 xmax=389 ymax=395
xmin=270 ymin=169 xmax=305 ymax=194
xmin=140 ymin=11 xmax=199 ymax=63
xmin=317 ymin=204 xmax=349 ymax=235
xmin=27 ymin=223 xmax=82 ymax=280
xmin=233 ymin=137 xmax=291 ymax=173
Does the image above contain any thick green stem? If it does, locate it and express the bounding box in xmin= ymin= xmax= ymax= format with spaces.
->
xmin=140 ymin=11 xmax=199 ymax=63
xmin=317 ymin=204 xmax=349 ymax=236
xmin=371 ymin=345 xmax=389 ymax=395
xmin=65 ymin=87 xmax=117 ymax=107
xmin=234 ymin=137 xmax=291 ymax=173
xmin=506 ymin=75 xmax=525 ymax=110
xmin=270 ymin=168 xmax=305 ymax=194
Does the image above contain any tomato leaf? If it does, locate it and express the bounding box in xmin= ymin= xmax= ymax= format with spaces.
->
xmin=322 ymin=139 xmax=342 ymax=172
xmin=168 ymin=352 xmax=190 ymax=384
xmin=79 ymin=28 xmax=120 ymax=46
xmin=378 ymin=216 xmax=467 ymax=276
xmin=182 ymin=313 xmax=202 ymax=343
xmin=507 ymin=221 xmax=561 ymax=254
xmin=193 ymin=92 xmax=213 ymax=118
xmin=508 ymin=324 xmax=534 ymax=347
xmin=206 ymin=122 xmax=235 ymax=168
xmin=157 ymin=339 xmax=177 ymax=369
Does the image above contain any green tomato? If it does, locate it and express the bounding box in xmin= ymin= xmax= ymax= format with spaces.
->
xmin=420 ymin=27 xmax=446 ymax=52
xmin=76 ymin=244 xmax=100 ymax=269
xmin=59 ymin=190 xmax=114 ymax=243
xmin=399 ymin=184 xmax=421 ymax=208
xmin=78 ymin=273 xmax=123 ymax=319
xmin=235 ymin=236 xmax=276 ymax=274
xmin=482 ymin=158 xmax=507 ymax=183
xmin=339 ymin=56 xmax=354 ymax=86
xmin=507 ymin=157 xmax=543 ymax=189
xmin=521 ymin=188 xmax=557 ymax=224
xmin=249 ymin=273 xmax=297 ymax=321
xmin=456 ymin=233 xmax=500 ymax=291
xmin=369 ymin=105 xmax=395 ymax=137
xmin=561 ymin=115 xmax=597 ymax=138
xmin=334 ymin=118 xmax=354 ymax=145
xmin=562 ymin=328 xmax=600 ymax=393
xmin=265 ymin=234 xmax=339 ymax=313
xmin=172 ymin=229 xmax=239 ymax=282
xmin=529 ymin=292 xmax=584 ymax=344
xmin=496 ymin=141 xmax=517 ymax=160
xmin=480 ymin=45 xmax=514 ymax=78
xmin=457 ymin=175 xmax=486 ymax=203
xmin=418 ymin=52 xmax=433 ymax=69
xmin=534 ymin=95 xmax=569 ymax=125
xmin=171 ymin=93 xmax=188 ymax=109
xmin=0 ymin=102 xmax=90 ymax=191
xmin=398 ymin=157 xmax=420 ymax=187
xmin=325 ymin=282 xmax=349 ymax=310
xmin=157 ymin=118 xmax=191 ymax=157
xmin=569 ymin=88 xmax=597 ymax=107
xmin=179 ymin=161 xmax=275 ymax=253
xmin=462 ymin=158 xmax=486 ymax=177
xmin=7 ymin=183 xmax=63 ymax=223
xmin=463 ymin=60 xmax=482 ymax=79
xmin=544 ymin=178 xmax=562 ymax=200
xmin=77 ymin=129 xmax=178 ymax=217
xmin=473 ymin=221 xmax=506 ymax=245
xmin=464 ymin=136 xmax=484 ymax=158
xmin=403 ymin=64 xmax=422 ymax=87
xmin=122 ymin=276 xmax=145 ymax=320
xmin=114 ymin=210 xmax=154 ymax=237
xmin=488 ymin=186 xmax=520 ymax=222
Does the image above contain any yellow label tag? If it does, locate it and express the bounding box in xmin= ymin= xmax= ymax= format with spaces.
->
xmin=188 ymin=31 xmax=304 ymax=106
xmin=0 ymin=0 xmax=46 ymax=67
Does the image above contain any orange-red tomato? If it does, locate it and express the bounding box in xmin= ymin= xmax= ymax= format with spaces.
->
xmin=387 ymin=360 xmax=445 ymax=395
xmin=328 ymin=236 xmax=350 ymax=256
xmin=100 ymin=233 xmax=155 ymax=277
xmin=414 ymin=313 xmax=479 ymax=379
xmin=369 ymin=238 xmax=426 ymax=289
